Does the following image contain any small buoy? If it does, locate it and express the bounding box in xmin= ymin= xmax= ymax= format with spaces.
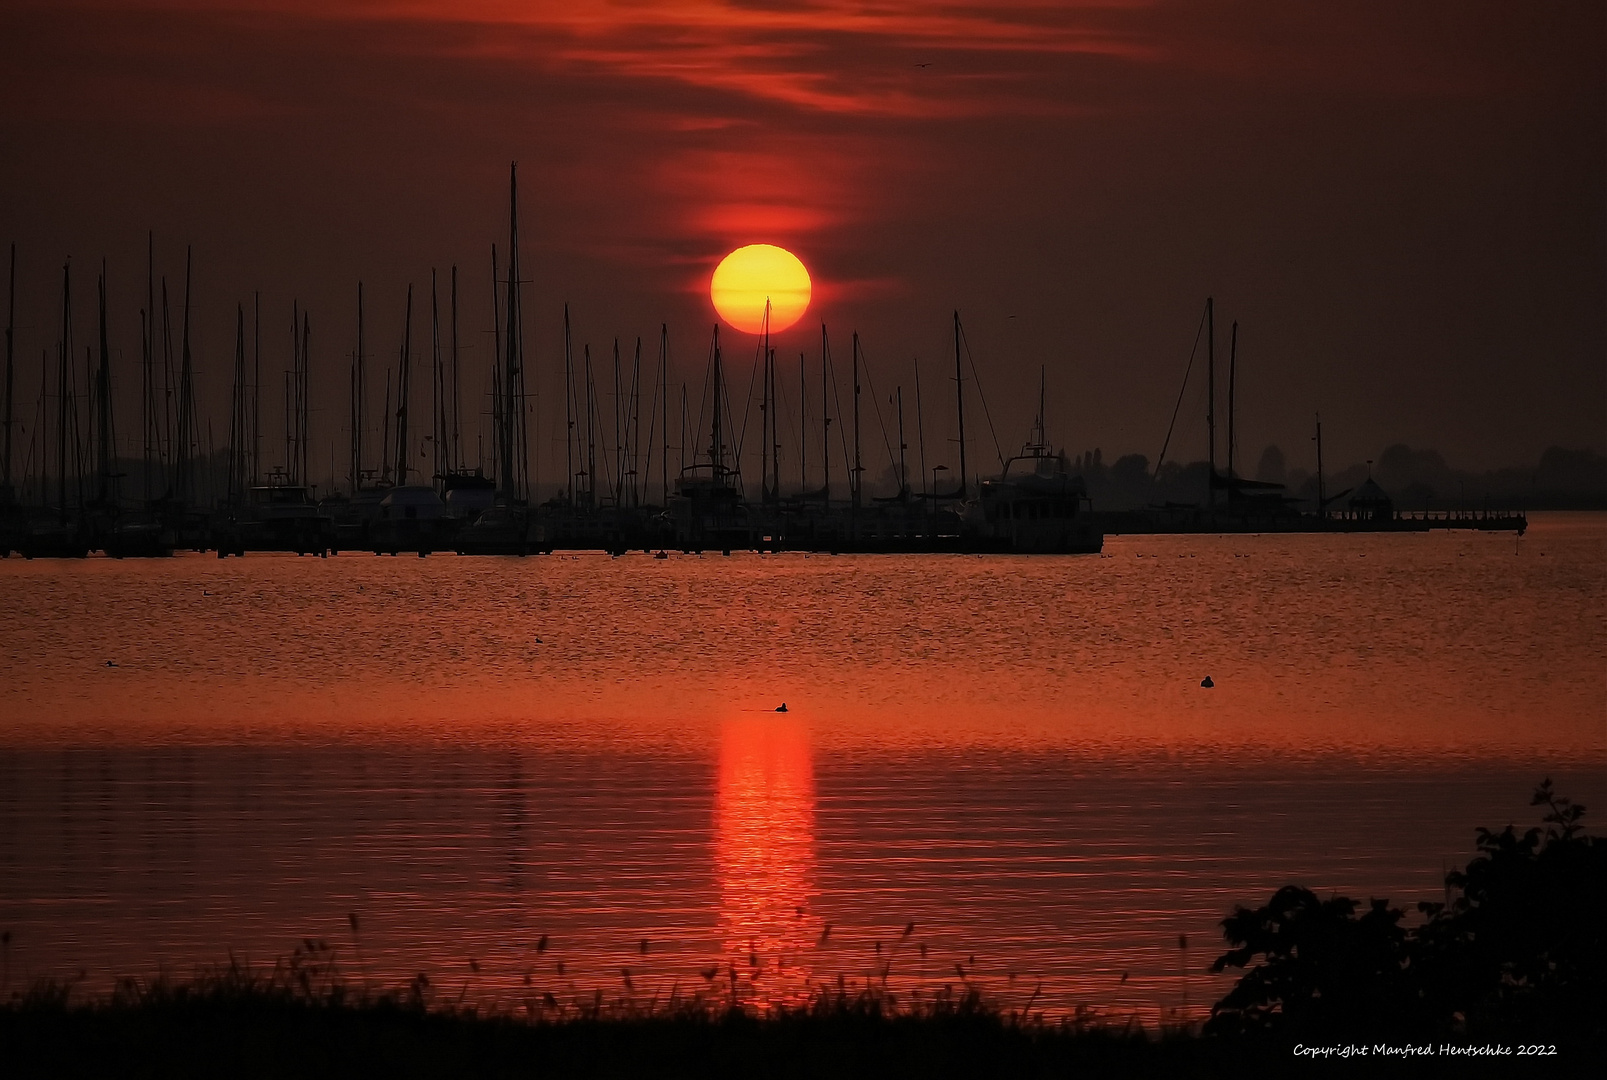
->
xmin=1200 ymin=676 xmax=1214 ymax=688
xmin=775 ymin=703 xmax=788 ymax=713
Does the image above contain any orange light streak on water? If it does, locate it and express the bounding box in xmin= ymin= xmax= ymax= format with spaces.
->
xmin=716 ymin=715 xmax=819 ymax=1007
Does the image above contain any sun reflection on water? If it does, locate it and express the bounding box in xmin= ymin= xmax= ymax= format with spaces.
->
xmin=716 ymin=714 xmax=819 ymax=1006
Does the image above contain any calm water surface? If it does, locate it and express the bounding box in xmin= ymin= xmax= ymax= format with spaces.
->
xmin=2 ymin=514 xmax=1603 ymax=1020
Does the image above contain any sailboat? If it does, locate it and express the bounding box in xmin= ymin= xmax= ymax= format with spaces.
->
xmin=668 ymin=324 xmax=750 ymax=554
xmin=963 ymin=370 xmax=1103 ymax=554
xmin=456 ymin=162 xmax=546 ymax=555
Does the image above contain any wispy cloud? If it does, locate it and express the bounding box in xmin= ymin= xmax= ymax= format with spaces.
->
xmin=36 ymin=1 xmax=1158 ymax=118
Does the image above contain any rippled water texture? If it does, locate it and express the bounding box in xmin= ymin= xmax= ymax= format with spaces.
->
xmin=1 ymin=514 xmax=1603 ymax=1019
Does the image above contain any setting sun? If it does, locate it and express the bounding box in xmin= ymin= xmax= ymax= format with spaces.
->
xmin=710 ymin=244 xmax=812 ymax=334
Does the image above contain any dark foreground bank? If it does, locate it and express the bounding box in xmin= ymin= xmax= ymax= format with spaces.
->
xmin=6 ymin=977 xmax=1600 ymax=1080
xmin=0 ymin=981 xmax=1240 ymax=1080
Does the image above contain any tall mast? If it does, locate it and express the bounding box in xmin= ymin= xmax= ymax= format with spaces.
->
xmin=33 ymin=347 xmax=45 ymax=506
xmin=1035 ymin=366 xmax=1046 ymax=448
xmin=489 ymin=243 xmax=501 ymax=488
xmin=3 ymin=243 xmax=16 ymax=500
xmin=176 ymin=250 xmax=195 ymax=505
xmin=289 ymin=303 xmax=299 ymax=482
xmin=501 ymin=161 xmax=525 ymax=503
xmin=631 ymin=336 xmax=642 ymax=508
xmin=431 ymin=269 xmax=443 ymax=486
xmin=820 ymin=324 xmax=831 ymax=504
xmin=915 ymin=359 xmax=927 ymax=500
xmin=252 ymin=292 xmax=261 ymax=487
xmin=1227 ymin=319 xmax=1237 ymax=500
xmin=283 ymin=369 xmax=291 ymax=484
xmin=450 ymin=265 xmax=461 ymax=474
xmin=1206 ymin=296 xmax=1215 ymax=508
xmin=660 ymin=325 xmax=669 ymax=505
xmin=230 ymin=303 xmax=246 ymax=504
xmin=953 ymin=311 xmax=967 ymax=499
xmin=96 ymin=263 xmax=113 ymax=506
xmin=1314 ymin=413 xmax=1325 ymax=515
xmin=380 ymin=370 xmax=392 ymax=485
xmin=851 ymin=331 xmax=862 ymax=521
xmin=394 ymin=284 xmax=413 ymax=485
xmin=58 ymin=276 xmax=71 ymax=517
xmin=142 ymin=236 xmax=154 ymax=502
xmin=353 ymin=282 xmax=364 ymax=492
xmin=348 ymin=353 xmax=358 ymax=495
xmin=770 ymin=347 xmax=779 ymax=504
xmin=710 ymin=326 xmax=723 ymax=478
xmin=300 ymin=310 xmax=310 ymax=488
xmin=160 ymin=277 xmax=175 ymax=491
xmin=155 ymin=281 xmax=173 ymax=494
xmin=612 ymin=337 xmax=622 ymax=506
xmin=563 ymin=303 xmax=574 ymax=502
xmin=896 ymin=385 xmax=907 ymax=498
xmin=584 ymin=343 xmax=596 ymax=505
xmin=760 ymin=300 xmax=771 ymax=504
xmin=57 ymin=262 xmax=71 ymax=517
xmin=799 ymin=352 xmax=806 ymax=494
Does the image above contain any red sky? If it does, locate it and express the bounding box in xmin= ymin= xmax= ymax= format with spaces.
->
xmin=1 ymin=0 xmax=1601 ymax=486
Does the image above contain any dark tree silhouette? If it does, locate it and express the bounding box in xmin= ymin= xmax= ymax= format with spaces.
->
xmin=1207 ymin=781 xmax=1605 ymax=1042
xmin=1206 ymin=889 xmax=1417 ymax=1037
xmin=1410 ymin=780 xmax=1605 ymax=1039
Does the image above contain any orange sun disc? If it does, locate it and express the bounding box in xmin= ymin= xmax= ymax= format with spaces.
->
xmin=710 ymin=244 xmax=812 ymax=335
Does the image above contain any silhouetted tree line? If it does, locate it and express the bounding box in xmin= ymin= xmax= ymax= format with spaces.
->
xmin=1067 ymin=445 xmax=1607 ymax=512
xmin=1207 ymin=781 xmax=1605 ymax=1043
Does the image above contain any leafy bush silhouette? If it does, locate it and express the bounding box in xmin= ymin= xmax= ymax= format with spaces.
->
xmin=1207 ymin=780 xmax=1605 ymax=1041
xmin=1411 ymin=780 xmax=1605 ymax=1038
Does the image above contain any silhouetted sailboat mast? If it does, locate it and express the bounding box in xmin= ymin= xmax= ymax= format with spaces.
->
xmin=1206 ymin=295 xmax=1215 ymax=508
xmin=584 ymin=344 xmax=597 ymax=506
xmin=228 ymin=303 xmax=248 ymax=504
xmin=820 ymin=324 xmax=832 ymax=504
xmin=953 ymin=311 xmax=967 ymax=499
xmin=1227 ymin=319 xmax=1238 ymax=501
xmin=252 ymin=292 xmax=261 ymax=488
xmin=660 ymin=325 xmax=670 ymax=505
xmin=1 ymin=243 xmax=13 ymax=503
xmin=57 ymin=261 xmax=73 ymax=520
xmin=498 ymin=162 xmax=529 ymax=503
xmin=432 ymin=269 xmax=444 ymax=483
xmin=450 ymin=265 xmax=462 ymax=475
xmin=140 ymin=238 xmax=156 ymax=502
xmin=394 ymin=284 xmax=413 ymax=485
xmin=380 ymin=369 xmax=392 ymax=486
xmin=851 ymin=331 xmax=863 ymax=530
xmin=94 ymin=263 xmax=115 ymax=508
xmin=915 ymin=359 xmax=927 ymax=500
xmin=351 ymin=282 xmax=365 ymax=494
xmin=562 ymin=303 xmax=576 ymax=504
xmin=174 ymin=250 xmax=198 ymax=505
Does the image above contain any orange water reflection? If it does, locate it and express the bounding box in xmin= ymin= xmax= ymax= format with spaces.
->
xmin=716 ymin=714 xmax=819 ymax=1006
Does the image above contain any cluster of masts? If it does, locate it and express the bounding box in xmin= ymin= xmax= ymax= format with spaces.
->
xmin=4 ymin=164 xmax=1101 ymax=559
xmin=1 ymin=167 xmax=1023 ymax=516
